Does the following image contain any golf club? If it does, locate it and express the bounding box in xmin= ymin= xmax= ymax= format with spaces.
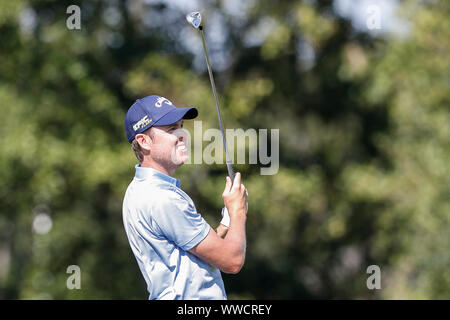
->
xmin=186 ymin=11 xmax=236 ymax=183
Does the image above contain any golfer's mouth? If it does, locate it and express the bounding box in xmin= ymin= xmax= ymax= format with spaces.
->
xmin=177 ymin=144 xmax=186 ymax=151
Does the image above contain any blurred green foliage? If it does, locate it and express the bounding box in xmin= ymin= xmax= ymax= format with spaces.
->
xmin=0 ymin=0 xmax=448 ymax=299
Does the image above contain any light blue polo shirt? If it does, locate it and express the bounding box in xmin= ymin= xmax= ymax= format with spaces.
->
xmin=122 ymin=165 xmax=227 ymax=300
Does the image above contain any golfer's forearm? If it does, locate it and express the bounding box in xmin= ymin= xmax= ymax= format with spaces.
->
xmin=222 ymin=216 xmax=246 ymax=273
xmin=226 ymin=210 xmax=246 ymax=245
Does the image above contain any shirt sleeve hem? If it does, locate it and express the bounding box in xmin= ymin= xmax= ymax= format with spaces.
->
xmin=180 ymin=222 xmax=211 ymax=251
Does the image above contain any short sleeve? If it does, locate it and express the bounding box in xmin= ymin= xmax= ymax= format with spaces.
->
xmin=151 ymin=190 xmax=211 ymax=251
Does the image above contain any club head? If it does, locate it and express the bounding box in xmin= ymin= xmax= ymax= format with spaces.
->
xmin=186 ymin=11 xmax=202 ymax=29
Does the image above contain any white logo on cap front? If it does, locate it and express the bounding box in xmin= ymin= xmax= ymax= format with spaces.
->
xmin=155 ymin=97 xmax=173 ymax=108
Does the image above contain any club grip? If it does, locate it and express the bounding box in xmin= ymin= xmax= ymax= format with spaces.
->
xmin=227 ymin=161 xmax=248 ymax=199
xmin=226 ymin=160 xmax=235 ymax=183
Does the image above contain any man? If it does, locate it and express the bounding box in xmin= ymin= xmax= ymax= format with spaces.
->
xmin=122 ymin=95 xmax=248 ymax=300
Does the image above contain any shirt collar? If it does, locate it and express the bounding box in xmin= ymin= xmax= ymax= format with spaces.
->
xmin=134 ymin=164 xmax=180 ymax=188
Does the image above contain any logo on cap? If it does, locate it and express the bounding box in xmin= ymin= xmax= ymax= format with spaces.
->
xmin=133 ymin=115 xmax=152 ymax=131
xmin=155 ymin=97 xmax=173 ymax=108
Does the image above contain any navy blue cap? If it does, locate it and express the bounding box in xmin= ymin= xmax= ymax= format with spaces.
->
xmin=125 ymin=95 xmax=198 ymax=143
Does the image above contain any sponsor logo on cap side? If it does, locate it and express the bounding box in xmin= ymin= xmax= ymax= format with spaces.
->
xmin=133 ymin=115 xmax=152 ymax=131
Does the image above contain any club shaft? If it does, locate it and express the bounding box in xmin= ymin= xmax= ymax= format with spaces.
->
xmin=199 ymin=28 xmax=235 ymax=182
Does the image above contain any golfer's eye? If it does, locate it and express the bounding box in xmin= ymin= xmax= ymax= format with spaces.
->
xmin=169 ymin=125 xmax=182 ymax=132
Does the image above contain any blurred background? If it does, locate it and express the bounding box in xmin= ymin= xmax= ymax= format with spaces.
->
xmin=0 ymin=0 xmax=449 ymax=299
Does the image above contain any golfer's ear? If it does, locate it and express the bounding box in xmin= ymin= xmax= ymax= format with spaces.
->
xmin=136 ymin=133 xmax=152 ymax=151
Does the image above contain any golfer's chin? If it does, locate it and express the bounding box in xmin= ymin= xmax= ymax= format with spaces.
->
xmin=171 ymin=149 xmax=189 ymax=166
xmin=177 ymin=154 xmax=189 ymax=165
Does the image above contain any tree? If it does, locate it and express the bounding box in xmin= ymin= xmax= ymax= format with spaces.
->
xmin=0 ymin=0 xmax=448 ymax=299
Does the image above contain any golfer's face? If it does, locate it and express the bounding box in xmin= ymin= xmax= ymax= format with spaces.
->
xmin=152 ymin=120 xmax=187 ymax=166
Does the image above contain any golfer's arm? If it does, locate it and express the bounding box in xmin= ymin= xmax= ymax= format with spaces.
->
xmin=215 ymin=224 xmax=228 ymax=238
xmin=190 ymin=215 xmax=246 ymax=274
